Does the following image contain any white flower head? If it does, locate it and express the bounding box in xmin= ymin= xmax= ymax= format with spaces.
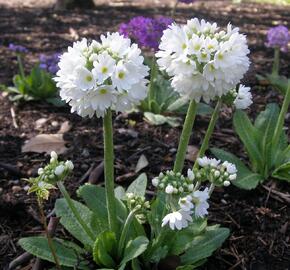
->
xmin=152 ymin=177 xmax=159 ymax=187
xmin=222 ymin=161 xmax=237 ymax=174
xmin=55 ymin=34 xmax=149 ymax=118
xmin=161 ymin=210 xmax=193 ymax=230
xmin=192 ymin=188 xmax=210 ymax=218
xmin=65 ymin=160 xmax=74 ymax=171
xmin=55 ymin=165 xmax=65 ymax=176
xmin=50 ymin=151 xmax=58 ymax=160
xmin=165 ymin=184 xmax=174 ymax=194
xmin=179 ymin=195 xmax=194 ymax=211
xmin=156 ymin=18 xmax=250 ymax=103
xmin=234 ymin=85 xmax=252 ymax=109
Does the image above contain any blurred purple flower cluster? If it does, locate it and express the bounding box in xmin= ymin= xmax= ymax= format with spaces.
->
xmin=266 ymin=25 xmax=289 ymax=52
xmin=39 ymin=53 xmax=60 ymax=75
xmin=178 ymin=0 xmax=196 ymax=3
xmin=119 ymin=16 xmax=173 ymax=51
xmin=8 ymin=43 xmax=28 ymax=53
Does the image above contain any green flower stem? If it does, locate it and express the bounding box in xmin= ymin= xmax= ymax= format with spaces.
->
xmin=193 ymin=98 xmax=222 ymax=169
xmin=57 ymin=181 xmax=95 ymax=241
xmin=117 ymin=208 xmax=138 ymax=258
xmin=173 ymin=99 xmax=198 ymax=173
xmin=37 ymin=199 xmax=61 ymax=270
xmin=272 ymin=47 xmax=280 ymax=76
xmin=148 ymin=56 xmax=157 ymax=112
xmin=103 ymin=109 xmax=118 ymax=234
xmin=272 ymin=83 xmax=290 ymax=148
xmin=17 ymin=53 xmax=25 ymax=79
xmin=208 ymin=183 xmax=215 ymax=196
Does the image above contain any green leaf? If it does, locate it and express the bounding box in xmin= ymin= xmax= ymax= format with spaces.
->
xmin=266 ymin=74 xmax=289 ymax=96
xmin=233 ymin=110 xmax=264 ymax=172
xmin=167 ymin=97 xmax=189 ymax=112
xmin=19 ymin=237 xmax=88 ymax=269
xmin=115 ymin=186 xmax=126 ymax=200
xmin=93 ymin=231 xmax=117 ymax=268
xmin=78 ymin=184 xmax=127 ymax=225
xmin=180 ymin=226 xmax=229 ymax=265
xmin=211 ymin=148 xmax=264 ymax=189
xmin=120 ymin=236 xmax=149 ymax=266
xmin=148 ymin=193 xmax=166 ymax=236
xmin=272 ymin=161 xmax=290 ymax=181
xmin=55 ymin=198 xmax=97 ymax=249
xmin=126 ymin=173 xmax=147 ymax=197
xmin=144 ymin=112 xmax=181 ymax=127
xmin=169 ymin=219 xmax=207 ymax=255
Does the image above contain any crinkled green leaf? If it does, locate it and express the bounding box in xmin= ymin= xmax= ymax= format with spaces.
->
xmin=126 ymin=173 xmax=147 ymax=197
xmin=211 ymin=148 xmax=264 ymax=189
xmin=233 ymin=110 xmax=264 ymax=172
xmin=120 ymin=236 xmax=149 ymax=266
xmin=55 ymin=198 xmax=98 ymax=249
xmin=180 ymin=226 xmax=229 ymax=265
xmin=272 ymin=161 xmax=290 ymax=181
xmin=144 ymin=112 xmax=181 ymax=127
xmin=93 ymin=231 xmax=117 ymax=268
xmin=19 ymin=236 xmax=88 ymax=269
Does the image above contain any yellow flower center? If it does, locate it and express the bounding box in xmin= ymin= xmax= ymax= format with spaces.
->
xmin=101 ymin=66 xmax=108 ymax=74
xmin=99 ymin=88 xmax=107 ymax=95
xmin=218 ymin=53 xmax=223 ymax=60
xmin=194 ymin=44 xmax=201 ymax=51
xmin=182 ymin=43 xmax=187 ymax=50
xmin=118 ymin=72 xmax=125 ymax=79
xmin=86 ymin=75 xmax=93 ymax=82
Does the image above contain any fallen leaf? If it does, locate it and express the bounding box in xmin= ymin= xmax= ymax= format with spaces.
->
xmin=185 ymin=145 xmax=199 ymax=162
xmin=22 ymin=134 xmax=68 ymax=154
xmin=135 ymin=154 xmax=149 ymax=173
xmin=58 ymin=121 xmax=71 ymax=134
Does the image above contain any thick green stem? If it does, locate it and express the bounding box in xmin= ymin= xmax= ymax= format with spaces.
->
xmin=173 ymin=100 xmax=198 ymax=173
xmin=38 ymin=200 xmax=61 ymax=270
xmin=57 ymin=181 xmax=95 ymax=241
xmin=117 ymin=209 xmax=137 ymax=258
xmin=148 ymin=56 xmax=157 ymax=112
xmin=17 ymin=54 xmax=25 ymax=79
xmin=193 ymin=99 xmax=222 ymax=169
xmin=272 ymin=83 xmax=290 ymax=148
xmin=272 ymin=48 xmax=280 ymax=76
xmin=103 ymin=109 xmax=118 ymax=234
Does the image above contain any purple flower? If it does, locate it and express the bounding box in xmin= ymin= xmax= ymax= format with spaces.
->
xmin=119 ymin=16 xmax=173 ymax=51
xmin=265 ymin=25 xmax=289 ymax=52
xmin=178 ymin=0 xmax=196 ymax=3
xmin=8 ymin=43 xmax=28 ymax=53
xmin=39 ymin=53 xmax=60 ymax=74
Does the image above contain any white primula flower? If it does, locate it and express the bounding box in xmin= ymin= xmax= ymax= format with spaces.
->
xmin=192 ymin=188 xmax=210 ymax=218
xmin=156 ymin=18 xmax=250 ymax=103
xmin=197 ymin=157 xmax=211 ymax=167
xmin=55 ymin=34 xmax=149 ymax=118
xmin=92 ymin=52 xmax=116 ymax=84
xmin=74 ymin=66 xmax=95 ymax=91
xmin=55 ymin=165 xmax=65 ymax=176
xmin=234 ymin=85 xmax=252 ymax=109
xmin=162 ymin=210 xmax=192 ymax=230
xmin=179 ymin=195 xmax=194 ymax=211
xmin=222 ymin=161 xmax=237 ymax=174
xmin=152 ymin=177 xmax=159 ymax=187
xmin=187 ymin=169 xmax=195 ymax=181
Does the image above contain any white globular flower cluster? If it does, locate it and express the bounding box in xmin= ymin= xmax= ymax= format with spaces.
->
xmin=197 ymin=156 xmax=237 ymax=186
xmin=234 ymin=84 xmax=253 ymax=109
xmin=151 ymin=169 xmax=196 ymax=195
xmin=55 ymin=33 xmax=149 ymax=118
xmin=156 ymin=18 xmax=250 ymax=103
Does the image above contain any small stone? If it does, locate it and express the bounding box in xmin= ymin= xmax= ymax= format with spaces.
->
xmin=169 ymin=148 xmax=177 ymax=153
xmin=0 ymin=187 xmax=3 ymax=193
xmin=81 ymin=148 xmax=90 ymax=158
xmin=12 ymin=186 xmax=22 ymax=193
xmin=51 ymin=121 xmax=59 ymax=127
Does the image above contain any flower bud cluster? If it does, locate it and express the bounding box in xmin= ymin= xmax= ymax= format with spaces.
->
xmin=152 ymin=169 xmax=197 ymax=195
xmin=27 ymin=151 xmax=74 ymax=200
xmin=197 ymin=157 xmax=237 ymax=187
xmin=125 ymin=193 xmax=150 ymax=224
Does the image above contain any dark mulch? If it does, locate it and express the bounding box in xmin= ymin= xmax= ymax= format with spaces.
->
xmin=0 ymin=1 xmax=289 ymax=269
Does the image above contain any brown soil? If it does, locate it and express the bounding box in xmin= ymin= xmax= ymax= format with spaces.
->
xmin=0 ymin=1 xmax=290 ymax=270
